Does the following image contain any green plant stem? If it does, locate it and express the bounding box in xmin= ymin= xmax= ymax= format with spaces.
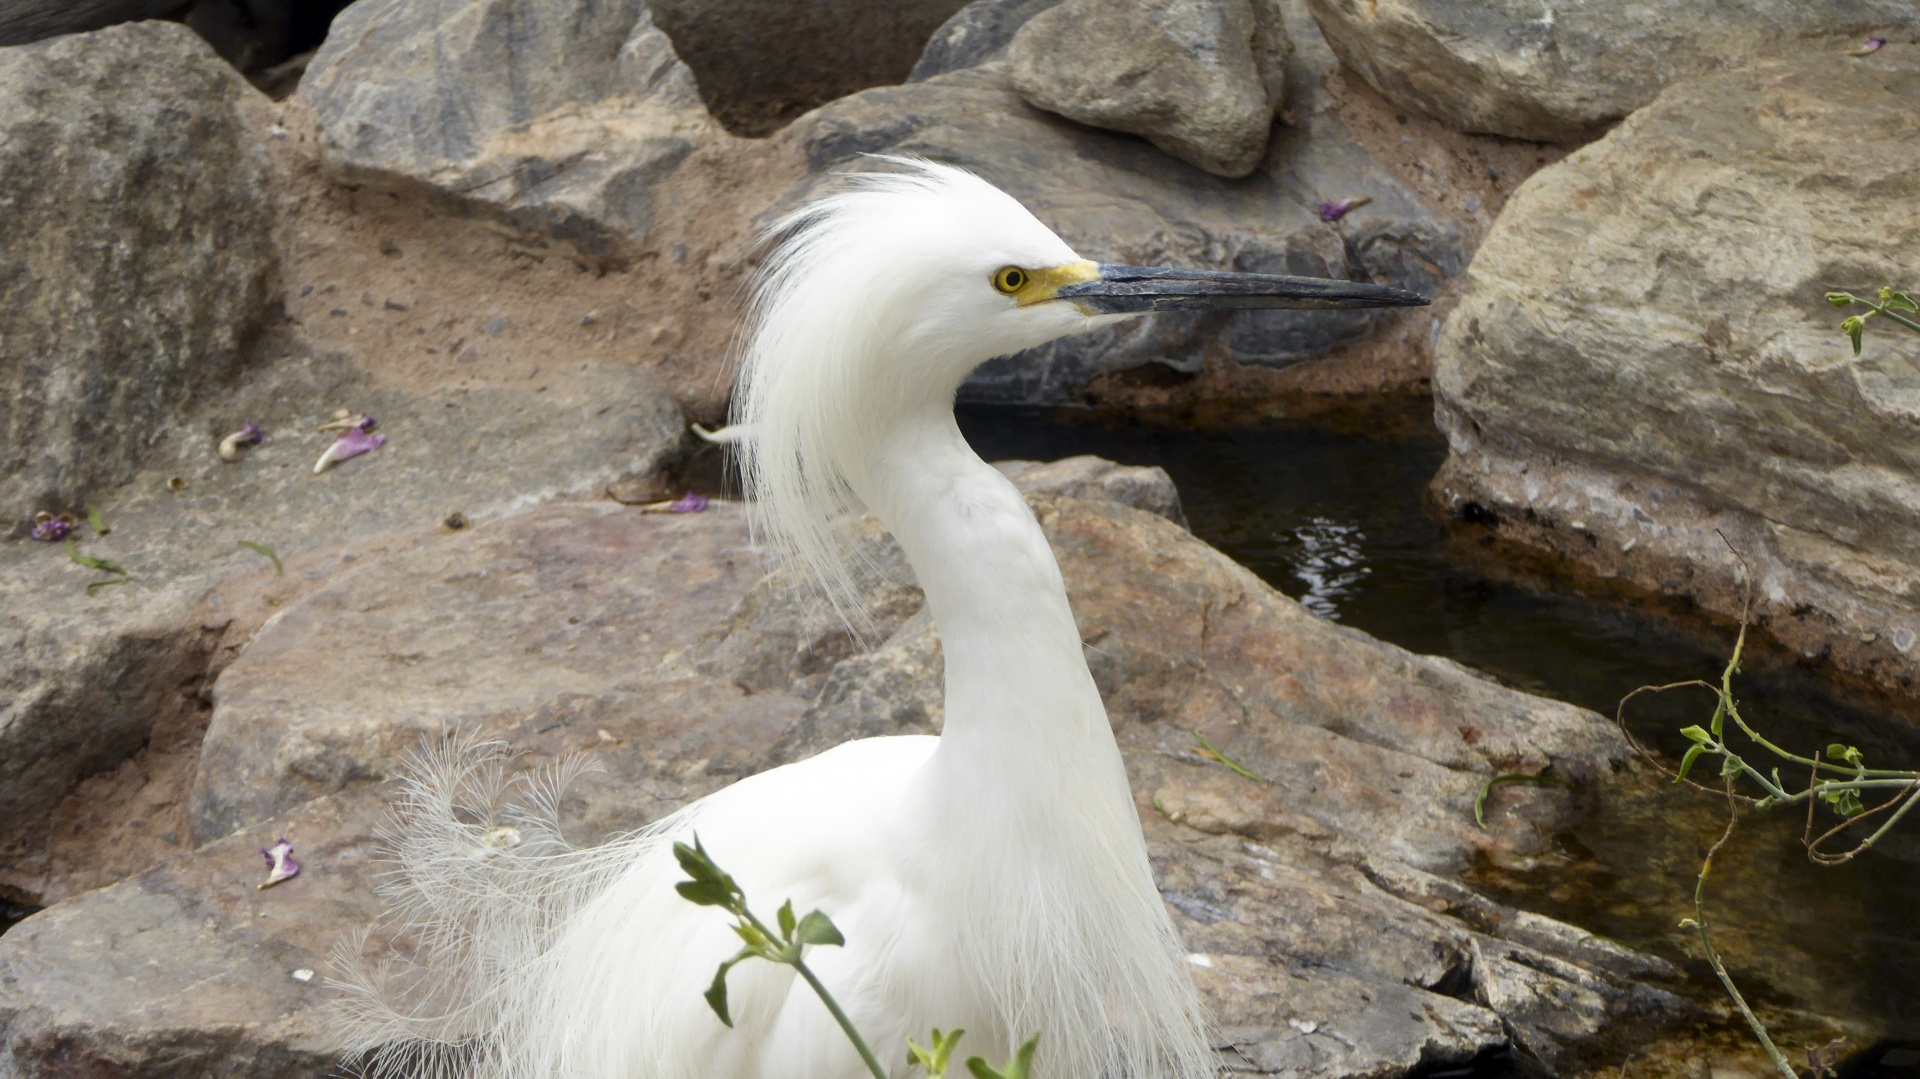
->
xmin=735 ymin=907 xmax=888 ymax=1079
xmin=790 ymin=960 xmax=890 ymax=1079
xmin=1692 ymin=796 xmax=1796 ymax=1079
xmin=1881 ymin=307 xmax=1920 ymax=335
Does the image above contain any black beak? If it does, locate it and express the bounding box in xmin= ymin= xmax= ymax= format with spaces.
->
xmin=1055 ymin=264 xmax=1429 ymax=313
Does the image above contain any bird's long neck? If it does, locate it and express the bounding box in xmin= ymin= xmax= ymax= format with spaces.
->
xmin=858 ymin=410 xmax=1125 ymax=792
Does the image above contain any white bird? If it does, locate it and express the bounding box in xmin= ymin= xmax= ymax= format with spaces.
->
xmin=334 ymin=159 xmax=1426 ymax=1079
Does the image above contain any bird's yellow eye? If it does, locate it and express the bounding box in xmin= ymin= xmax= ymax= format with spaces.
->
xmin=992 ymin=266 xmax=1029 ymax=295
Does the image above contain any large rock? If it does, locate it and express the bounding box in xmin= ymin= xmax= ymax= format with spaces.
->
xmin=0 ymin=21 xmax=276 ymax=529
xmin=0 ymin=350 xmax=685 ymax=858
xmin=647 ymin=0 xmax=969 ymax=136
xmin=0 ymin=476 xmax=1678 ymax=1077
xmin=1303 ymin=0 xmax=1914 ymax=142
xmin=1432 ymin=49 xmax=1920 ymax=695
xmin=1007 ymin=0 xmax=1287 ymax=178
xmin=298 ymin=0 xmax=717 ymax=256
xmin=782 ymin=0 xmax=1468 ymax=404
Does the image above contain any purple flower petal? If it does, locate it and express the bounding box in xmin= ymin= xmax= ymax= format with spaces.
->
xmin=1851 ymin=36 xmax=1887 ymax=55
xmin=1316 ymin=196 xmax=1373 ymax=223
xmin=29 ymin=513 xmax=76 ymax=542
xmin=313 ymin=428 xmax=387 ymax=474
xmin=218 ymin=422 xmax=266 ymax=461
xmin=668 ymin=492 xmax=710 ymax=513
xmin=258 ymin=838 xmax=300 ymax=889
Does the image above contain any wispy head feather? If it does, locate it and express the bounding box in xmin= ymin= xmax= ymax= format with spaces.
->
xmin=730 ymin=158 xmax=1087 ymax=628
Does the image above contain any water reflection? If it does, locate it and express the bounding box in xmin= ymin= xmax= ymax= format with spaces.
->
xmin=1279 ymin=516 xmax=1369 ymax=620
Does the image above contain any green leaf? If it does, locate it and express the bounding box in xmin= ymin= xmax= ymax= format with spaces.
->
xmin=85 ymin=506 xmax=110 ymax=536
xmin=1708 ymin=696 xmax=1727 ymax=738
xmin=1888 ymin=291 xmax=1920 ymax=313
xmin=238 ymin=540 xmax=283 ymax=576
xmin=1826 ymin=743 xmax=1864 ymax=768
xmin=794 ymin=909 xmax=845 ymax=948
xmin=65 ymin=538 xmax=131 ymax=595
xmin=777 ymin=900 xmax=796 ymax=942
xmin=731 ymin=921 xmax=774 ymax=954
xmin=674 ymin=838 xmax=723 ymax=883
xmin=1843 ymin=315 xmax=1866 ymax=356
xmin=1718 ymin=753 xmax=1744 ymax=778
xmin=1676 ymin=743 xmax=1707 ymax=783
xmin=1190 ymin=731 xmax=1261 ymax=781
xmin=673 ymin=838 xmax=741 ymax=909
xmin=1821 ymin=787 xmax=1866 ymax=818
xmin=1679 ymin=725 xmax=1712 ymax=744
xmin=703 ymin=950 xmax=751 ymax=1028
xmin=908 ymin=1028 xmax=966 ymax=1078
xmin=1473 ymin=773 xmax=1574 ymax=829
xmin=965 ymin=1035 xmax=1040 ymax=1079
xmin=674 ymin=880 xmax=734 ymax=908
xmin=1827 ymin=291 xmax=1857 ymax=308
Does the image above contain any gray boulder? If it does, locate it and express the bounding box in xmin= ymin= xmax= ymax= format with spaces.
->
xmin=0 ymin=21 xmax=276 ymax=529
xmin=298 ymin=0 xmax=717 ymax=256
xmin=646 ymin=0 xmax=969 ymax=136
xmin=1006 ymin=0 xmax=1288 ymax=178
xmin=1432 ymin=48 xmax=1920 ymax=695
xmin=1304 ymin=0 xmax=1915 ymax=142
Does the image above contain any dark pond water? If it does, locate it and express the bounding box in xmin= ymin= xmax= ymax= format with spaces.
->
xmin=957 ymin=403 xmax=1920 ymax=1078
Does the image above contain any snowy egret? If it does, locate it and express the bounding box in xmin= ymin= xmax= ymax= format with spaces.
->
xmin=336 ymin=159 xmax=1426 ymax=1079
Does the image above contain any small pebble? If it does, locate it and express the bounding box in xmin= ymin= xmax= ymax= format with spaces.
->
xmin=291 ymin=968 xmax=315 ymax=982
xmin=485 ymin=315 xmax=505 ymax=334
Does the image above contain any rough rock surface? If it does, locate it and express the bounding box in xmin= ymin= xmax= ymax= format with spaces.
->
xmin=190 ymin=502 xmax=767 ymax=842
xmin=1303 ymin=0 xmax=1916 ymax=143
xmin=785 ymin=0 xmax=1468 ymax=403
xmin=0 ymin=21 xmax=276 ymax=528
xmin=299 ymin=0 xmax=718 ymax=256
xmin=1007 ymin=0 xmax=1287 ymax=178
xmin=1432 ymin=49 xmax=1920 ymax=694
xmin=0 ymin=348 xmax=684 ymax=846
xmin=647 ymin=0 xmax=970 ymax=136
xmin=3 ymin=470 xmax=1681 ymax=1076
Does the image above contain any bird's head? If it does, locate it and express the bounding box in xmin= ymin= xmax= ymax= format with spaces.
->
xmin=732 ymin=158 xmax=1428 ymax=619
